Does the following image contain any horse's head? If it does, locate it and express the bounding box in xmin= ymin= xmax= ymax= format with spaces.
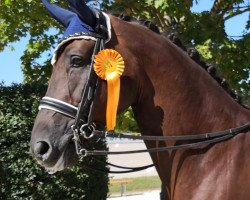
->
xmin=30 ymin=0 xmax=140 ymax=173
xmin=30 ymin=39 xmax=97 ymax=172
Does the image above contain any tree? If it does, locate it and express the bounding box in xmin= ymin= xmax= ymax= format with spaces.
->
xmin=0 ymin=0 xmax=249 ymax=104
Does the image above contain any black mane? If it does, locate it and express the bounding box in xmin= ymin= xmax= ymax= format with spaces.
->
xmin=112 ymin=13 xmax=248 ymax=109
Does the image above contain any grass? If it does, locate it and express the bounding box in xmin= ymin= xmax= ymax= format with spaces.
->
xmin=108 ymin=176 xmax=161 ymax=195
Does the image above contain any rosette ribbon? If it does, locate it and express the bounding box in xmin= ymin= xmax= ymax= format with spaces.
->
xmin=94 ymin=49 xmax=125 ymax=130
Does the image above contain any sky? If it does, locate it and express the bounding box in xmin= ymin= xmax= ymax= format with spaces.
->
xmin=0 ymin=0 xmax=249 ymax=85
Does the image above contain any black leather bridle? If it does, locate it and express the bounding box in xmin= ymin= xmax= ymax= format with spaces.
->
xmin=40 ymin=11 xmax=108 ymax=154
xmin=38 ymin=12 xmax=250 ymax=173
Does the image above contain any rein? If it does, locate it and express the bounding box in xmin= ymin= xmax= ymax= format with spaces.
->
xmin=97 ymin=122 xmax=250 ymax=141
xmin=82 ymin=123 xmax=250 ymax=173
xmin=80 ymin=123 xmax=250 ymax=156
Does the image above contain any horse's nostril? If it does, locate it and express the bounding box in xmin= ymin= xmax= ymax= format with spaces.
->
xmin=34 ymin=141 xmax=50 ymax=156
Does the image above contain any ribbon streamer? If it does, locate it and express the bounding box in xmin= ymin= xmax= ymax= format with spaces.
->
xmin=94 ymin=49 xmax=125 ymax=130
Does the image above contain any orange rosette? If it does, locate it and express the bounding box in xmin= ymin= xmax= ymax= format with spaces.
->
xmin=93 ymin=49 xmax=125 ymax=130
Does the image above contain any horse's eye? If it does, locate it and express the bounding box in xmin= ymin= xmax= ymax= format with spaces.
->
xmin=70 ymin=55 xmax=84 ymax=68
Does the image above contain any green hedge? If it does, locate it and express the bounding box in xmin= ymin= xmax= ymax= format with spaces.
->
xmin=0 ymin=83 xmax=108 ymax=200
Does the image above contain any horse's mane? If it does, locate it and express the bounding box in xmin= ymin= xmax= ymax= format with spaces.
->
xmin=111 ymin=13 xmax=249 ymax=109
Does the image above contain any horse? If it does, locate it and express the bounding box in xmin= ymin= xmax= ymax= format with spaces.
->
xmin=30 ymin=0 xmax=250 ymax=199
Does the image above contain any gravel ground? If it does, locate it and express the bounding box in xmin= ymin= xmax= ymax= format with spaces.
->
xmin=107 ymin=140 xmax=158 ymax=179
xmin=107 ymin=140 xmax=161 ymax=199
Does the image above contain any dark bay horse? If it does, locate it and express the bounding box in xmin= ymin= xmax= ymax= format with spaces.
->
xmin=30 ymin=1 xmax=250 ymax=199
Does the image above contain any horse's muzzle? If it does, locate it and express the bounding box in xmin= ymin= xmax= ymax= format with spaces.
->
xmin=30 ymin=132 xmax=75 ymax=172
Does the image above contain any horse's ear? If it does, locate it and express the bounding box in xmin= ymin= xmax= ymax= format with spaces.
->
xmin=66 ymin=0 xmax=96 ymax=27
xmin=41 ymin=0 xmax=76 ymax=27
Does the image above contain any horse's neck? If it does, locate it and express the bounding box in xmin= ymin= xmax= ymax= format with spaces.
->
xmin=112 ymin=19 xmax=250 ymax=135
xmin=110 ymin=18 xmax=250 ymax=199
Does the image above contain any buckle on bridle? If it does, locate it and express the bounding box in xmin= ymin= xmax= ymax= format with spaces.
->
xmin=71 ymin=125 xmax=82 ymax=155
xmin=80 ymin=123 xmax=96 ymax=139
xmin=71 ymin=124 xmax=93 ymax=156
xmin=79 ymin=148 xmax=88 ymax=157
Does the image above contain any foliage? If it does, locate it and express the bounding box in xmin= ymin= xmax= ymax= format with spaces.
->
xmin=0 ymin=83 xmax=108 ymax=199
xmin=116 ymin=107 xmax=139 ymax=133
xmin=0 ymin=0 xmax=98 ymax=84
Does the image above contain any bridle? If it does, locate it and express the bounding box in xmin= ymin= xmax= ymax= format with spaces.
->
xmin=40 ymin=11 xmax=108 ymax=155
xmin=38 ymin=12 xmax=250 ymax=173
